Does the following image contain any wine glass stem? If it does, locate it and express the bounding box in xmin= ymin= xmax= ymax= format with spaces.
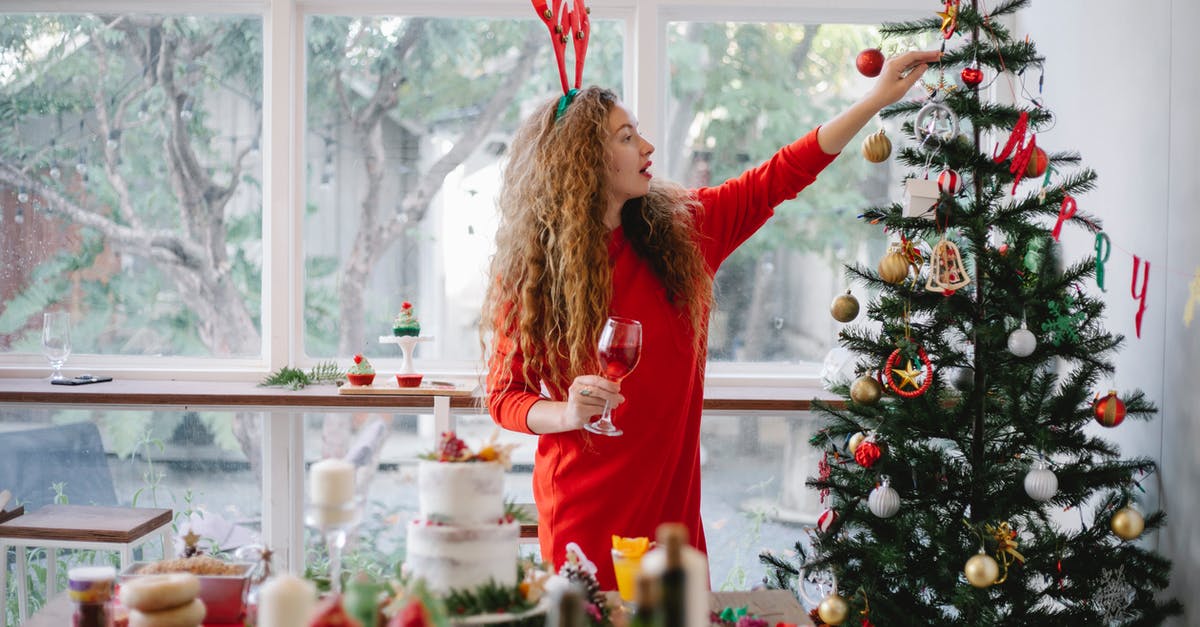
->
xmin=599 ymin=400 xmax=613 ymax=425
xmin=327 ymin=529 xmax=346 ymax=593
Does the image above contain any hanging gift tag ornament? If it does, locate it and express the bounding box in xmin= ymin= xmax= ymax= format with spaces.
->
xmin=903 ymin=177 xmax=939 ymax=219
xmin=1007 ymin=319 xmax=1037 ymax=357
xmin=861 ymin=129 xmax=892 ymax=163
xmin=850 ymin=375 xmax=883 ymax=405
xmin=1093 ymin=390 xmax=1126 ymax=428
xmin=914 ymin=100 xmax=960 ymax=145
xmin=816 ymin=507 xmax=839 ymax=533
xmin=856 ymin=48 xmax=884 ymax=78
xmin=964 ymin=550 xmax=1000 ymax=588
xmin=1023 ymin=459 xmax=1058 ymax=502
xmin=1110 ymin=506 xmax=1145 ymax=541
xmin=925 ymin=238 xmax=971 ymax=293
xmin=868 ymin=476 xmax=900 ymax=518
xmin=854 ymin=434 xmax=882 ymax=468
xmin=830 ymin=290 xmax=860 ymax=323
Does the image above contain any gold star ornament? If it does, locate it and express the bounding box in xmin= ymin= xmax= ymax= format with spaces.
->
xmin=937 ymin=1 xmax=959 ymax=39
xmin=892 ymin=360 xmax=923 ymax=390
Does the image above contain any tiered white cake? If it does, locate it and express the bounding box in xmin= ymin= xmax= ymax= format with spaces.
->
xmin=405 ymin=460 xmax=519 ymax=594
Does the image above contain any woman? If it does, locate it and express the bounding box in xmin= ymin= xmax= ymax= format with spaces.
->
xmin=484 ymin=50 xmax=940 ymax=589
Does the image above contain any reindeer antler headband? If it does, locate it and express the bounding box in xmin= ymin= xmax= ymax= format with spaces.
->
xmin=531 ymin=0 xmax=591 ymax=119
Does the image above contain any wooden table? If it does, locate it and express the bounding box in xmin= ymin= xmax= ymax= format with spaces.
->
xmin=24 ymin=588 xmax=813 ymax=627
xmin=0 ymin=505 xmax=172 ymax=627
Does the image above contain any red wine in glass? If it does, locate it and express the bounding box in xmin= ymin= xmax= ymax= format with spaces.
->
xmin=584 ymin=316 xmax=642 ymax=436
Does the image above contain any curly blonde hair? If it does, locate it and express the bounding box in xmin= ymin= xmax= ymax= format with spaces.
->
xmin=482 ymin=87 xmax=713 ymax=392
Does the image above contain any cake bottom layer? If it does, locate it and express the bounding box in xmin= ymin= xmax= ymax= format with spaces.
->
xmin=405 ymin=521 xmax=519 ymax=594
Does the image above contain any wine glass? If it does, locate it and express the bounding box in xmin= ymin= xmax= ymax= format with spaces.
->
xmin=584 ymin=316 xmax=642 ymax=437
xmin=42 ymin=311 xmax=72 ymax=381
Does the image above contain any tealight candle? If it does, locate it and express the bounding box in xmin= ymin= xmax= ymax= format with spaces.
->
xmin=257 ymin=574 xmax=316 ymax=627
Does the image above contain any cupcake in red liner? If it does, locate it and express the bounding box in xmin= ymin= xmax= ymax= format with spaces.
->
xmin=346 ymin=354 xmax=375 ymax=386
xmin=395 ymin=373 xmax=423 ymax=388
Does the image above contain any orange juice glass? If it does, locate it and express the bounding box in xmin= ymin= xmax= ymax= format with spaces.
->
xmin=611 ymin=548 xmax=642 ymax=603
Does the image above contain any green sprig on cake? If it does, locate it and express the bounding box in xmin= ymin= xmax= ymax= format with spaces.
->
xmin=393 ymin=301 xmax=421 ymax=336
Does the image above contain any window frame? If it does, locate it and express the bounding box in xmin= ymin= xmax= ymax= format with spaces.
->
xmin=0 ymin=0 xmax=932 ymax=391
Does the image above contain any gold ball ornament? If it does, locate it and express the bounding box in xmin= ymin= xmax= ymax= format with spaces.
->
xmin=1110 ymin=506 xmax=1145 ymax=541
xmin=877 ymin=251 xmax=910 ymax=285
xmin=850 ymin=376 xmax=882 ymax=405
xmin=817 ymin=593 xmax=850 ymax=625
xmin=830 ymin=290 xmax=860 ymax=323
xmin=861 ymin=129 xmax=892 ymax=163
xmin=847 ymin=431 xmax=867 ymax=453
xmin=964 ymin=552 xmax=1000 ymax=588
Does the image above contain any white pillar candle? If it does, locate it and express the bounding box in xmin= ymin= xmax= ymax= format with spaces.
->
xmin=310 ymin=458 xmax=355 ymax=506
xmin=257 ymin=574 xmax=316 ymax=627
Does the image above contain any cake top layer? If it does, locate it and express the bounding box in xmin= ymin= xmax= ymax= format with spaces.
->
xmin=421 ymin=431 xmax=517 ymax=468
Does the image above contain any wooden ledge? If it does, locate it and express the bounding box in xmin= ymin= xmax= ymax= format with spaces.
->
xmin=0 ymin=505 xmax=171 ymax=543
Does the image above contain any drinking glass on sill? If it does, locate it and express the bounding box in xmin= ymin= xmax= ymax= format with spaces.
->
xmin=42 ymin=311 xmax=72 ymax=381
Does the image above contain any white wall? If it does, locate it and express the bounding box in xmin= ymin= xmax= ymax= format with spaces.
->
xmin=1019 ymin=1 xmax=1198 ymax=624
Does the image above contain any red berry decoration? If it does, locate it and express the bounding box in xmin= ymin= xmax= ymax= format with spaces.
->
xmin=353 ymin=354 xmax=363 ymax=364
xmin=437 ymin=430 xmax=470 ymax=461
xmin=854 ymin=438 xmax=882 ymax=468
xmin=960 ymin=65 xmax=984 ymax=87
xmin=1093 ymin=390 xmax=1126 ymax=428
xmin=856 ymin=48 xmax=885 ymax=78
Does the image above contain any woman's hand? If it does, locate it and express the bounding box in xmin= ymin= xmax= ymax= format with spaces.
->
xmin=817 ymin=49 xmax=942 ymax=154
xmin=562 ymin=375 xmax=624 ymax=431
xmin=863 ymin=49 xmax=943 ymax=109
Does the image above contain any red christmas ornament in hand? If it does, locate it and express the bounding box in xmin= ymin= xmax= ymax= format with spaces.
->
xmin=856 ymin=48 xmax=885 ymax=78
xmin=961 ymin=66 xmax=984 ymax=87
xmin=1093 ymin=391 xmax=1127 ymax=427
xmin=855 ymin=438 xmax=882 ymax=468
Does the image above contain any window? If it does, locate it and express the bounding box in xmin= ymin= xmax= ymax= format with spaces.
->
xmin=0 ymin=13 xmax=264 ymax=359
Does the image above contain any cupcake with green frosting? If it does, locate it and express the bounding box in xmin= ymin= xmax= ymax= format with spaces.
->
xmin=346 ymin=354 xmax=375 ymax=386
xmin=392 ymin=301 xmax=420 ymax=337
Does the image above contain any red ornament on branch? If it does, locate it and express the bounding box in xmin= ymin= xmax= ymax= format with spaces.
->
xmin=1093 ymin=391 xmax=1127 ymax=428
xmin=960 ymin=65 xmax=983 ymax=87
xmin=854 ymin=437 xmax=882 ymax=468
xmin=856 ymin=48 xmax=884 ymax=78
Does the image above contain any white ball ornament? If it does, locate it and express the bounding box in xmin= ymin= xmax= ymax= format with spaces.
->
xmin=868 ymin=476 xmax=900 ymax=518
xmin=1007 ymin=321 xmax=1037 ymax=357
xmin=1023 ymin=460 xmax=1058 ymax=502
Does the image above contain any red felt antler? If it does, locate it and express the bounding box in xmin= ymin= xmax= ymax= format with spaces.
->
xmin=531 ymin=0 xmax=590 ymax=96
xmin=570 ymin=0 xmax=590 ymax=89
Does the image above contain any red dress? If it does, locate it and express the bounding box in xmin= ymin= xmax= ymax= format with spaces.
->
xmin=487 ymin=128 xmax=837 ymax=589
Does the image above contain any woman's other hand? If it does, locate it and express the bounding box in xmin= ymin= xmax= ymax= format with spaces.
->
xmin=563 ymin=375 xmax=624 ymax=431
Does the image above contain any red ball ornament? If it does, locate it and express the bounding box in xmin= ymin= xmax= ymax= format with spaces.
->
xmin=937 ymin=169 xmax=962 ymax=195
xmin=960 ymin=66 xmax=984 ymax=87
xmin=817 ymin=507 xmax=838 ymax=532
xmin=1093 ymin=390 xmax=1127 ymax=428
xmin=1025 ymin=146 xmax=1049 ymax=178
xmin=856 ymin=48 xmax=885 ymax=78
xmin=854 ymin=438 xmax=882 ymax=468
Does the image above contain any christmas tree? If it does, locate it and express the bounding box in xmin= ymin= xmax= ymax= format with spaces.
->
xmin=761 ymin=1 xmax=1181 ymax=624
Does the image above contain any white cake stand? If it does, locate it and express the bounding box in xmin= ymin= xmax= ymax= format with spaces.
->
xmin=379 ymin=335 xmax=433 ymax=374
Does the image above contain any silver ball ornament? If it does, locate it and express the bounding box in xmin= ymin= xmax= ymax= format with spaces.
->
xmin=868 ymin=476 xmax=900 ymax=518
xmin=1023 ymin=461 xmax=1058 ymax=502
xmin=1007 ymin=322 xmax=1037 ymax=357
xmin=914 ymin=101 xmax=960 ymax=145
